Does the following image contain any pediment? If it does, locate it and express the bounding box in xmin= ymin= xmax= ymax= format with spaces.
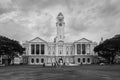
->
xmin=29 ymin=37 xmax=47 ymax=43
xmin=75 ymin=38 xmax=92 ymax=43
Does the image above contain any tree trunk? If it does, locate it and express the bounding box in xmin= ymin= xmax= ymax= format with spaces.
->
xmin=111 ymin=56 xmax=115 ymax=64
xmin=107 ymin=57 xmax=111 ymax=64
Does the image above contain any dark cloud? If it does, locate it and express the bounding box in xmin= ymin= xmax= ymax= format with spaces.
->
xmin=68 ymin=18 xmax=88 ymax=35
xmin=0 ymin=7 xmax=10 ymax=14
xmin=0 ymin=19 xmax=32 ymax=41
xmin=99 ymin=0 xmax=120 ymax=17
xmin=11 ymin=0 xmax=68 ymax=12
xmin=0 ymin=1 xmax=15 ymax=15
xmin=0 ymin=0 xmax=120 ymax=42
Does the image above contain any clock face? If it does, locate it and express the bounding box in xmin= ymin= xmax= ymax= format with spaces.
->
xmin=59 ymin=23 xmax=62 ymax=26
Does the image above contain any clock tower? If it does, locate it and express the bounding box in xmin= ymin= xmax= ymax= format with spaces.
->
xmin=56 ymin=12 xmax=65 ymax=42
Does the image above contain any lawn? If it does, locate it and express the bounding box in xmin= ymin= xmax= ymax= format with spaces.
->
xmin=0 ymin=65 xmax=120 ymax=80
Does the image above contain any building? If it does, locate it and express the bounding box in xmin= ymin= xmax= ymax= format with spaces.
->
xmin=22 ymin=12 xmax=98 ymax=65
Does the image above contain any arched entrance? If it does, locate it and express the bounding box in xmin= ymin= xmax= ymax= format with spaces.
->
xmin=58 ymin=57 xmax=63 ymax=66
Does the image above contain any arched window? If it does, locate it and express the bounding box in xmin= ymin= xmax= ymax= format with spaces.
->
xmin=83 ymin=58 xmax=85 ymax=63
xmin=31 ymin=58 xmax=34 ymax=63
xmin=36 ymin=58 xmax=39 ymax=63
xmin=87 ymin=58 xmax=90 ymax=63
xmin=78 ymin=58 xmax=81 ymax=63
xmin=41 ymin=58 xmax=44 ymax=63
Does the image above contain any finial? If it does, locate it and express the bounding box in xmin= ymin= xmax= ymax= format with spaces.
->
xmin=100 ymin=37 xmax=103 ymax=44
xmin=58 ymin=12 xmax=63 ymax=16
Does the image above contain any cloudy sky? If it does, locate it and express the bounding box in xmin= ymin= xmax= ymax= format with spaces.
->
xmin=0 ymin=0 xmax=120 ymax=43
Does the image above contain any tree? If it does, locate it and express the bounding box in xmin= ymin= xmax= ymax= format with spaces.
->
xmin=0 ymin=35 xmax=24 ymax=64
xmin=94 ymin=34 xmax=120 ymax=64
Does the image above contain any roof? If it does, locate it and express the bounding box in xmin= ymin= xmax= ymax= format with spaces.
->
xmin=29 ymin=37 xmax=47 ymax=43
xmin=74 ymin=38 xmax=92 ymax=43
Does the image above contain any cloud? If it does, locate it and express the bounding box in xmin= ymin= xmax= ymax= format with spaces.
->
xmin=0 ymin=0 xmax=120 ymax=43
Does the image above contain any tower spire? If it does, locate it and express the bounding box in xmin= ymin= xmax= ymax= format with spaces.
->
xmin=57 ymin=12 xmax=64 ymax=22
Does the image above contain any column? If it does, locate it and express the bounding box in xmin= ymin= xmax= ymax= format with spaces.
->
xmin=81 ymin=43 xmax=82 ymax=55
xmin=56 ymin=45 xmax=58 ymax=56
xmin=0 ymin=56 xmax=1 ymax=64
xmin=86 ymin=44 xmax=90 ymax=55
xmin=88 ymin=44 xmax=90 ymax=54
xmin=89 ymin=43 xmax=91 ymax=55
xmin=39 ymin=44 xmax=41 ymax=55
xmin=54 ymin=46 xmax=56 ymax=56
xmin=45 ymin=44 xmax=47 ymax=55
xmin=75 ymin=44 xmax=77 ymax=55
xmin=26 ymin=46 xmax=28 ymax=55
xmin=41 ymin=44 xmax=42 ymax=55
xmin=63 ymin=45 xmax=66 ymax=56
xmin=29 ymin=44 xmax=31 ymax=55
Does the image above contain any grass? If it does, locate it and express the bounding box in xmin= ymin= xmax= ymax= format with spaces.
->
xmin=0 ymin=65 xmax=120 ymax=80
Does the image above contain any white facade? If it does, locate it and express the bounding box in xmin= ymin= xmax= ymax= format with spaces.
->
xmin=22 ymin=12 xmax=98 ymax=65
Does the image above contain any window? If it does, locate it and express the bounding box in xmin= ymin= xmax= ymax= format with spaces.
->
xmin=87 ymin=58 xmax=90 ymax=63
xmin=77 ymin=44 xmax=81 ymax=54
xmin=71 ymin=51 xmax=72 ymax=55
xmin=31 ymin=44 xmax=35 ymax=54
xmin=31 ymin=58 xmax=34 ymax=63
xmin=41 ymin=58 xmax=44 ymax=63
xmin=83 ymin=58 xmax=85 ymax=63
xmin=36 ymin=58 xmax=39 ymax=63
xmin=82 ymin=44 xmax=86 ymax=54
xmin=41 ymin=44 xmax=45 ymax=55
xmin=53 ymin=51 xmax=55 ymax=55
xmin=60 ymin=51 xmax=62 ymax=54
xmin=36 ymin=44 xmax=39 ymax=55
xmin=78 ymin=58 xmax=80 ymax=63
xmin=59 ymin=23 xmax=62 ymax=26
xmin=48 ymin=51 xmax=51 ymax=55
xmin=87 ymin=53 xmax=90 ymax=55
xmin=66 ymin=51 xmax=68 ymax=55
